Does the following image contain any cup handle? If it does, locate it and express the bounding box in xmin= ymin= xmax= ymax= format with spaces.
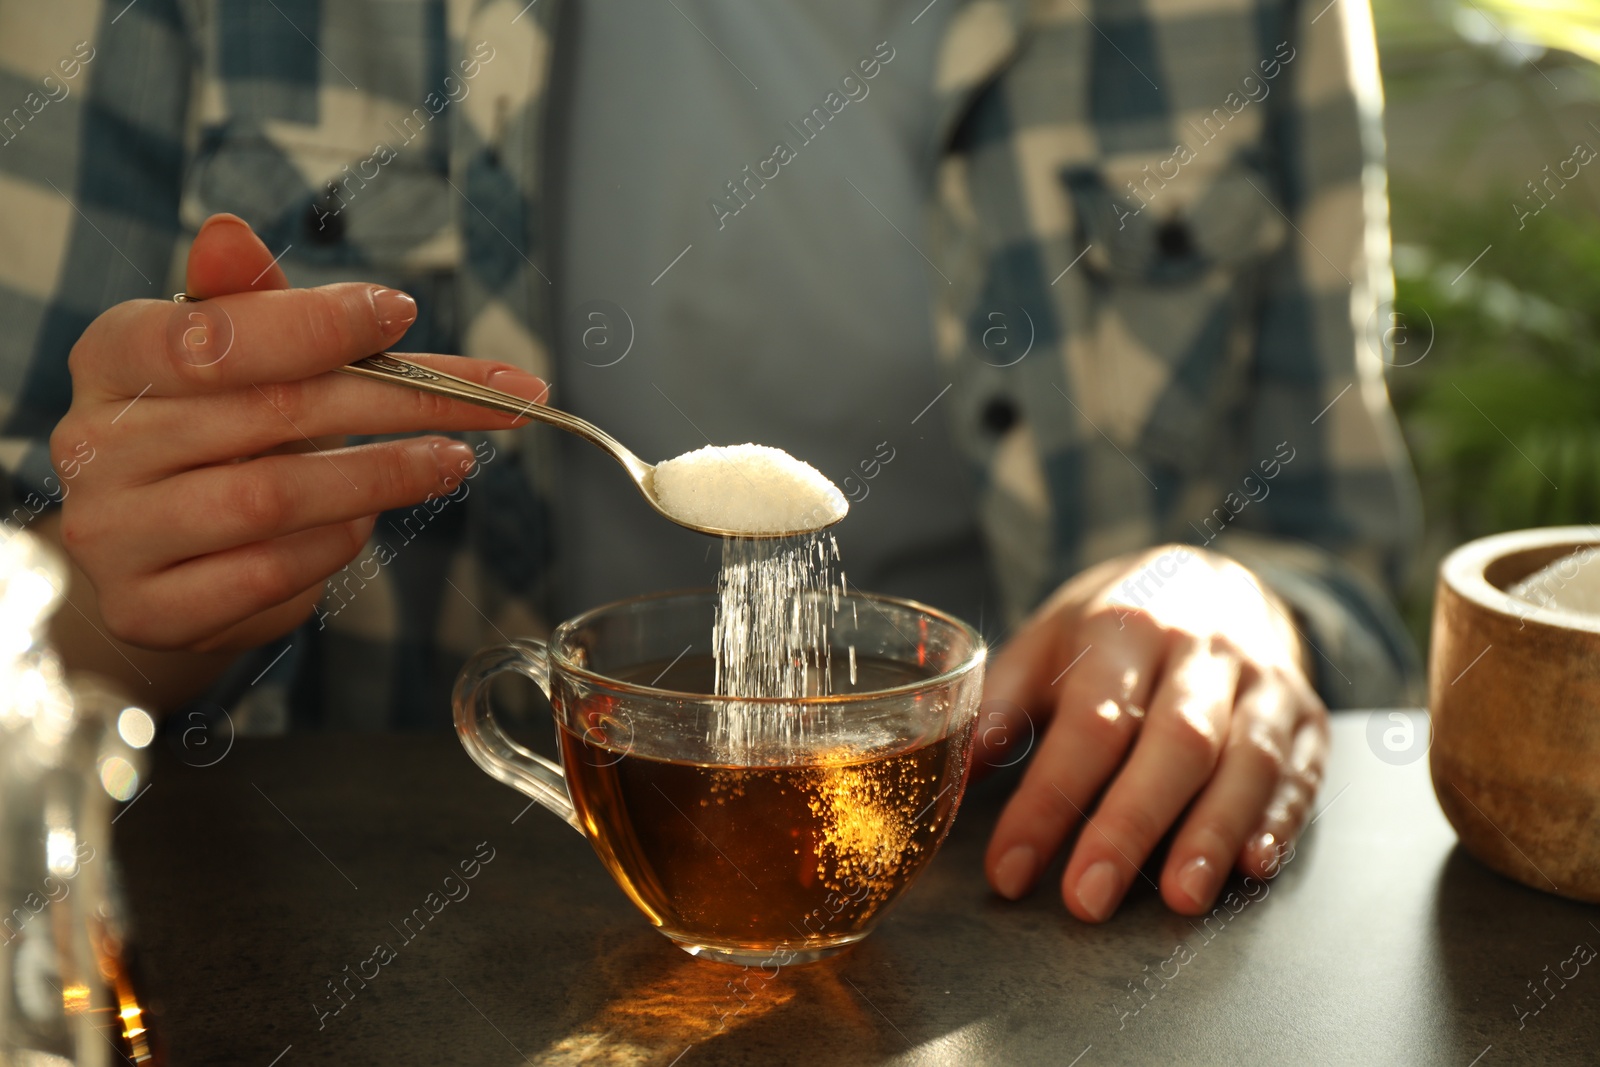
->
xmin=452 ymin=638 xmax=581 ymax=831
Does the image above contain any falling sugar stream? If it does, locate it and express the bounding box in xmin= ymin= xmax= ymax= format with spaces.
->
xmin=711 ymin=533 xmax=846 ymax=754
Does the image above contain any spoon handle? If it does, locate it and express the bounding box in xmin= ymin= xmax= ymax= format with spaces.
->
xmin=338 ymin=353 xmax=539 ymax=419
xmin=337 ymin=354 xmax=651 ymax=480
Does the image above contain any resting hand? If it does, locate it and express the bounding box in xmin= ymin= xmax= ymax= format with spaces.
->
xmin=978 ymin=545 xmax=1328 ymax=920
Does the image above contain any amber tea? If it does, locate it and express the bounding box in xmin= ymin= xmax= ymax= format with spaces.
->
xmin=455 ymin=589 xmax=985 ymax=966
xmin=558 ymin=654 xmax=973 ymax=962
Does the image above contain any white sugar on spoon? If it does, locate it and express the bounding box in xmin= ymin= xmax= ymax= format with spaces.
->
xmin=652 ymin=444 xmax=848 ymax=537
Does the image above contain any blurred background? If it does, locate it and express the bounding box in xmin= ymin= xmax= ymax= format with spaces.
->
xmin=1374 ymin=0 xmax=1600 ymax=644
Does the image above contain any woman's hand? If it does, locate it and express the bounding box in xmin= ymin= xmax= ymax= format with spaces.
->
xmin=50 ymin=213 xmax=546 ymax=653
xmin=979 ymin=544 xmax=1328 ymax=920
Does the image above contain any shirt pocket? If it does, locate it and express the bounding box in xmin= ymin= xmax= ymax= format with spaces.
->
xmin=1059 ymin=154 xmax=1287 ymax=477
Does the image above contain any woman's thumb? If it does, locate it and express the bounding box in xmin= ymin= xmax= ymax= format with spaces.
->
xmin=183 ymin=213 xmax=288 ymax=298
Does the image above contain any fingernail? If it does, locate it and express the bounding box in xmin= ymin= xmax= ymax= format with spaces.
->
xmin=992 ymin=845 xmax=1037 ymax=900
xmin=1250 ymin=831 xmax=1278 ymax=873
xmin=1176 ymin=856 xmax=1217 ymax=908
xmin=487 ymin=366 xmax=547 ymax=402
xmin=1254 ymin=831 xmax=1295 ymax=876
xmin=371 ymin=288 xmax=417 ymax=334
xmin=430 ymin=439 xmax=475 ymax=476
xmin=199 ymin=212 xmax=246 ymax=233
xmin=1076 ymin=860 xmax=1121 ymax=921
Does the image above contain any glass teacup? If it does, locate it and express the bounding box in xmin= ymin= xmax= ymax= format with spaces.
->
xmin=453 ymin=589 xmax=985 ymax=965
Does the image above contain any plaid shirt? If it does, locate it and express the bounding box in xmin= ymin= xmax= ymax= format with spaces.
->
xmin=0 ymin=0 xmax=1422 ymax=729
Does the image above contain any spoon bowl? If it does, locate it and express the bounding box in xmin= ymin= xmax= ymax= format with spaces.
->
xmin=338 ymin=353 xmax=845 ymax=540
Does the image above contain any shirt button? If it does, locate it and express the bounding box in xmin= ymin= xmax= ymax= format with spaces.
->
xmin=1156 ymin=218 xmax=1193 ymax=260
xmin=305 ymin=188 xmax=345 ymax=245
xmin=981 ymin=395 xmax=1018 ymax=435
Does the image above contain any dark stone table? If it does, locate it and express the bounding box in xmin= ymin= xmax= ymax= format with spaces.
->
xmin=113 ymin=711 xmax=1600 ymax=1066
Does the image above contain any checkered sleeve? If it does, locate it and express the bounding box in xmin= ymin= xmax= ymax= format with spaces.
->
xmin=1210 ymin=0 xmax=1424 ymax=708
xmin=0 ymin=0 xmax=189 ymax=523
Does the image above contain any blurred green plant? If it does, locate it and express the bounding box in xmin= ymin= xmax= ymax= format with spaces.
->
xmin=1372 ymin=0 xmax=1600 ymax=643
xmin=1476 ymin=0 xmax=1600 ymax=66
xmin=1390 ymin=184 xmax=1600 ymax=532
xmin=1387 ymin=186 xmax=1600 ymax=638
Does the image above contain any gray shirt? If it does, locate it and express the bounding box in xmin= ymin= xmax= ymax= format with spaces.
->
xmin=548 ymin=0 xmax=991 ymax=626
